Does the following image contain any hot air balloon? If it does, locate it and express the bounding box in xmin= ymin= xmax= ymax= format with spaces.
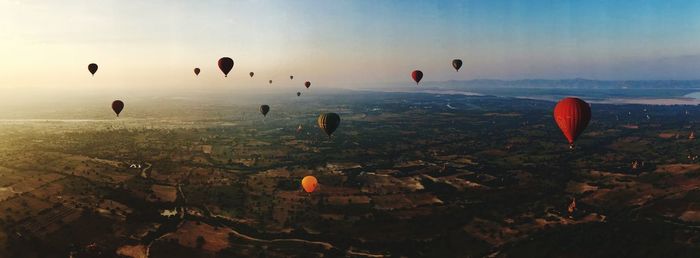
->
xmin=260 ymin=105 xmax=270 ymax=117
xmin=452 ymin=59 xmax=463 ymax=71
xmin=218 ymin=57 xmax=234 ymax=77
xmin=305 ymin=81 xmax=311 ymax=89
xmin=297 ymin=124 xmax=303 ymax=133
xmin=301 ymin=176 xmax=318 ymax=193
xmin=567 ymin=197 xmax=576 ymax=215
xmin=194 ymin=68 xmax=200 ymax=76
xmin=297 ymin=92 xmax=301 ymax=97
xmin=290 ymin=75 xmax=294 ymax=80
xmin=411 ymin=70 xmax=423 ymax=85
xmin=88 ymin=63 xmax=98 ymax=76
xmin=112 ymin=100 xmax=124 ymax=117
xmin=317 ymin=113 xmax=340 ymax=138
xmin=553 ymin=97 xmax=591 ymax=148
xmin=269 ymin=80 xmax=273 ymax=84
xmin=249 ymin=72 xmax=254 ymax=78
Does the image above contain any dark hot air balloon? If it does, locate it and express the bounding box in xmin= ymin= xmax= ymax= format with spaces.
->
xmin=112 ymin=100 xmax=124 ymax=117
xmin=305 ymin=81 xmax=311 ymax=88
xmin=88 ymin=63 xmax=98 ymax=76
xmin=260 ymin=105 xmax=270 ymax=117
xmin=249 ymin=72 xmax=254 ymax=78
xmin=297 ymin=92 xmax=301 ymax=97
xmin=553 ymin=97 xmax=591 ymax=148
xmin=218 ymin=57 xmax=234 ymax=77
xmin=317 ymin=113 xmax=340 ymax=138
xmin=452 ymin=59 xmax=463 ymax=71
xmin=290 ymin=75 xmax=294 ymax=80
xmin=269 ymin=80 xmax=272 ymax=84
xmin=411 ymin=70 xmax=423 ymax=85
xmin=194 ymin=68 xmax=200 ymax=76
xmin=301 ymin=176 xmax=318 ymax=193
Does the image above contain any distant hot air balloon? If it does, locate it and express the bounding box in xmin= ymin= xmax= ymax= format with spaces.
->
xmin=553 ymin=97 xmax=591 ymax=148
xmin=290 ymin=75 xmax=294 ymax=80
xmin=411 ymin=70 xmax=423 ymax=85
xmin=218 ymin=57 xmax=234 ymax=77
xmin=112 ymin=100 xmax=124 ymax=117
xmin=452 ymin=59 xmax=463 ymax=71
xmin=567 ymin=197 xmax=576 ymax=215
xmin=297 ymin=92 xmax=301 ymax=97
xmin=317 ymin=113 xmax=340 ymax=138
xmin=249 ymin=72 xmax=254 ymax=78
xmin=301 ymin=176 xmax=318 ymax=193
xmin=194 ymin=68 xmax=200 ymax=76
xmin=88 ymin=63 xmax=98 ymax=76
xmin=269 ymin=80 xmax=273 ymax=84
xmin=260 ymin=105 xmax=270 ymax=117
xmin=297 ymin=124 xmax=303 ymax=133
xmin=305 ymin=81 xmax=311 ymax=89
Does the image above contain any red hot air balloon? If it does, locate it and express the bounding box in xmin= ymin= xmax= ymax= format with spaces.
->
xmin=411 ymin=70 xmax=423 ymax=85
xmin=112 ymin=100 xmax=124 ymax=117
xmin=218 ymin=57 xmax=234 ymax=77
xmin=88 ymin=63 xmax=98 ymax=76
xmin=194 ymin=68 xmax=200 ymax=76
xmin=305 ymin=81 xmax=311 ymax=88
xmin=553 ymin=97 xmax=591 ymax=148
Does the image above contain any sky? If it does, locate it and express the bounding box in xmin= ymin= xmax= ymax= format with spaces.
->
xmin=1 ymin=0 xmax=700 ymax=96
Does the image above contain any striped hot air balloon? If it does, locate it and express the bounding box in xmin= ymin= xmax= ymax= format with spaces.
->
xmin=553 ymin=97 xmax=591 ymax=148
xmin=317 ymin=113 xmax=340 ymax=138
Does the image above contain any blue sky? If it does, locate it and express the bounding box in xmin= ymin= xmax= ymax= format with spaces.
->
xmin=1 ymin=0 xmax=700 ymax=93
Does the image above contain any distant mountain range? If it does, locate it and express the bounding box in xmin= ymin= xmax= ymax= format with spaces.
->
xmin=429 ymin=79 xmax=700 ymax=89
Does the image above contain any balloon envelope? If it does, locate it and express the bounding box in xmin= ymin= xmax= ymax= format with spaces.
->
xmin=452 ymin=59 xmax=463 ymax=71
xmin=317 ymin=113 xmax=340 ymax=138
xmin=297 ymin=92 xmax=301 ymax=97
xmin=112 ymin=100 xmax=124 ymax=117
xmin=194 ymin=68 xmax=200 ymax=76
xmin=290 ymin=75 xmax=294 ymax=80
xmin=411 ymin=70 xmax=423 ymax=85
xmin=553 ymin=97 xmax=591 ymax=146
xmin=260 ymin=105 xmax=270 ymax=116
xmin=301 ymin=176 xmax=318 ymax=193
xmin=88 ymin=63 xmax=98 ymax=76
xmin=269 ymin=80 xmax=272 ymax=84
xmin=249 ymin=72 xmax=254 ymax=77
xmin=305 ymin=81 xmax=311 ymax=88
xmin=218 ymin=57 xmax=234 ymax=77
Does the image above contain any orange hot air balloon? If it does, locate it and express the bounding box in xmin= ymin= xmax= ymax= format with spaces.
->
xmin=553 ymin=97 xmax=591 ymax=148
xmin=305 ymin=81 xmax=311 ymax=88
xmin=88 ymin=63 xmax=98 ymax=76
xmin=301 ymin=176 xmax=318 ymax=193
xmin=411 ymin=70 xmax=423 ymax=85
xmin=194 ymin=68 xmax=200 ymax=76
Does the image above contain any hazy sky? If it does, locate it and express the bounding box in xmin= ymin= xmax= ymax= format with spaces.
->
xmin=2 ymin=0 xmax=700 ymax=94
